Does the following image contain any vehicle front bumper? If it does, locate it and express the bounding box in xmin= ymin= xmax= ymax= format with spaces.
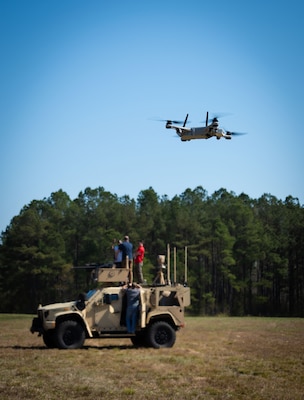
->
xmin=30 ymin=317 xmax=43 ymax=334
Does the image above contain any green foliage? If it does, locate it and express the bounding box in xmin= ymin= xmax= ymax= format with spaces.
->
xmin=0 ymin=186 xmax=303 ymax=316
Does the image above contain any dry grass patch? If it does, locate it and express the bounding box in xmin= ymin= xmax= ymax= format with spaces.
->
xmin=0 ymin=315 xmax=303 ymax=399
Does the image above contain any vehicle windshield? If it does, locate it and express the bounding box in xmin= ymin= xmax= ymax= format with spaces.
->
xmin=86 ymin=289 xmax=97 ymax=299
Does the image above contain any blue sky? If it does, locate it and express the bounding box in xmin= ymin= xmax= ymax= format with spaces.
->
xmin=1 ymin=0 xmax=303 ymax=233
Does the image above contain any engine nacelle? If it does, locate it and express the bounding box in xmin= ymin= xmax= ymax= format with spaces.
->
xmin=212 ymin=118 xmax=219 ymax=128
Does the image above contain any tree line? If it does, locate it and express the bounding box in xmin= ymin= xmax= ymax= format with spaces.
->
xmin=0 ymin=186 xmax=303 ymax=316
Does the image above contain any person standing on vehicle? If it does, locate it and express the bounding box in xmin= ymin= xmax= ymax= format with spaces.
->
xmin=134 ymin=240 xmax=145 ymax=284
xmin=119 ymin=235 xmax=133 ymax=281
xmin=112 ymin=239 xmax=122 ymax=267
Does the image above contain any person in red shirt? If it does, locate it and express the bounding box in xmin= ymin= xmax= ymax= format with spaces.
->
xmin=134 ymin=240 xmax=145 ymax=284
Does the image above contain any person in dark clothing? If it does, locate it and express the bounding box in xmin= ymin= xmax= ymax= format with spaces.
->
xmin=119 ymin=235 xmax=133 ymax=282
xmin=124 ymin=283 xmax=141 ymax=333
xmin=119 ymin=236 xmax=133 ymax=267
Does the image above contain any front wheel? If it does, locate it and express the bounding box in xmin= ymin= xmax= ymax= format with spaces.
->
xmin=130 ymin=331 xmax=148 ymax=348
xmin=56 ymin=320 xmax=85 ymax=349
xmin=147 ymin=321 xmax=176 ymax=349
xmin=43 ymin=330 xmax=57 ymax=348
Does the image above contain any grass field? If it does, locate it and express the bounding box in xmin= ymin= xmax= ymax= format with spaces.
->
xmin=0 ymin=314 xmax=303 ymax=399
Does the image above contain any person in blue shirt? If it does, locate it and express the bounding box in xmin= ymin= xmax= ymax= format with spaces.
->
xmin=119 ymin=235 xmax=133 ymax=270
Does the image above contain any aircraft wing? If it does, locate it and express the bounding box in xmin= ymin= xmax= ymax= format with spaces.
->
xmin=170 ymin=125 xmax=192 ymax=136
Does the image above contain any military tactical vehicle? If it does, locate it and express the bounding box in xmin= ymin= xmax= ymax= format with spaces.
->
xmin=30 ymin=265 xmax=191 ymax=349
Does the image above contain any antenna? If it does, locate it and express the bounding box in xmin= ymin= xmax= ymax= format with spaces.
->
xmin=167 ymin=244 xmax=189 ymax=286
xmin=173 ymin=247 xmax=177 ymax=284
xmin=184 ymin=246 xmax=188 ymax=284
xmin=205 ymin=111 xmax=209 ymax=126
xmin=167 ymin=243 xmax=171 ymax=285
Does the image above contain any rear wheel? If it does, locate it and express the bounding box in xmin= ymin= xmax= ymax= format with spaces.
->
xmin=56 ymin=320 xmax=85 ymax=349
xmin=147 ymin=321 xmax=176 ymax=348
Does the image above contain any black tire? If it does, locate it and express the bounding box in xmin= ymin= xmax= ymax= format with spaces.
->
xmin=130 ymin=331 xmax=148 ymax=348
xmin=56 ymin=320 xmax=85 ymax=349
xmin=43 ymin=330 xmax=57 ymax=348
xmin=147 ymin=321 xmax=176 ymax=349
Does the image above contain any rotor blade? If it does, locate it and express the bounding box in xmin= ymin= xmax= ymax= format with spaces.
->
xmin=203 ymin=112 xmax=232 ymax=124
xmin=226 ymin=131 xmax=247 ymax=136
xmin=155 ymin=119 xmax=185 ymax=124
xmin=183 ymin=114 xmax=189 ymax=127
